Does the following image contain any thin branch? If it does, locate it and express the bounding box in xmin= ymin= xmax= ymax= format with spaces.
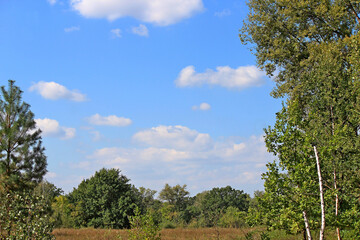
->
xmin=348 ymin=1 xmax=360 ymax=23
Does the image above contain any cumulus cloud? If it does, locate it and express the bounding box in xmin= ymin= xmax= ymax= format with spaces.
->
xmin=29 ymin=81 xmax=87 ymax=101
xmin=111 ymin=28 xmax=122 ymax=38
xmin=84 ymin=126 xmax=270 ymax=194
xmin=70 ymin=0 xmax=204 ymax=26
xmin=90 ymin=147 xmax=129 ymax=165
xmin=88 ymin=114 xmax=132 ymax=127
xmin=35 ymin=118 xmax=76 ymax=140
xmin=192 ymin=102 xmax=211 ymax=111
xmin=133 ymin=125 xmax=212 ymax=151
xmin=64 ymin=26 xmax=80 ymax=32
xmin=175 ymin=65 xmax=266 ymax=90
xmin=132 ymin=24 xmax=149 ymax=37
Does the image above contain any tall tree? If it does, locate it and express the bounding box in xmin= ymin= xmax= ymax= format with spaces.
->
xmin=240 ymin=1 xmax=360 ymax=239
xmin=0 ymin=80 xmax=47 ymax=191
xmin=158 ymin=184 xmax=190 ymax=212
xmin=68 ymin=168 xmax=140 ymax=228
xmin=0 ymin=80 xmax=53 ymax=239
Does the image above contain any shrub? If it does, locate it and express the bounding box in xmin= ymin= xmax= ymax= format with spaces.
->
xmin=0 ymin=190 xmax=54 ymax=239
xmin=128 ymin=207 xmax=161 ymax=240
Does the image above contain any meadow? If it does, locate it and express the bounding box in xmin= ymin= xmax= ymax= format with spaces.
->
xmin=52 ymin=227 xmax=339 ymax=240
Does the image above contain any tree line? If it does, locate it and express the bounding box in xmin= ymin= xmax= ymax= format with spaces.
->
xmin=50 ymin=168 xmax=251 ymax=230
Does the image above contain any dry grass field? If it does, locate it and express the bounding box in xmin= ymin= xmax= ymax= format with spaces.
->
xmin=52 ymin=227 xmax=307 ymax=240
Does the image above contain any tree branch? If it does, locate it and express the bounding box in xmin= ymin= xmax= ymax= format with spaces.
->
xmin=348 ymin=1 xmax=360 ymax=23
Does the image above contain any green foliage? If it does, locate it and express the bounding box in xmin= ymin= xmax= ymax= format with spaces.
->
xmin=0 ymin=80 xmax=47 ymax=191
xmin=138 ymin=187 xmax=158 ymax=210
xmin=200 ymin=186 xmax=250 ymax=227
xmin=51 ymin=195 xmax=76 ymax=228
xmin=0 ymin=190 xmax=54 ymax=239
xmin=158 ymin=184 xmax=190 ymax=211
xmin=68 ymin=168 xmax=140 ymax=229
xmin=244 ymin=231 xmax=254 ymax=240
xmin=0 ymin=80 xmax=53 ymax=239
xmin=128 ymin=207 xmax=161 ymax=240
xmin=241 ymin=0 xmax=360 ymax=237
xmin=259 ymin=231 xmax=270 ymax=240
xmin=219 ymin=206 xmax=247 ymax=228
xmin=34 ymin=180 xmax=63 ymax=202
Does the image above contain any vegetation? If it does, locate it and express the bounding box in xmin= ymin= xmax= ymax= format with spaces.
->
xmin=52 ymin=176 xmax=251 ymax=231
xmin=66 ymin=168 xmax=140 ymax=229
xmin=0 ymin=80 xmax=53 ymax=239
xmin=240 ymin=0 xmax=360 ymax=239
xmin=54 ymin=227 xmax=330 ymax=240
xmin=0 ymin=1 xmax=359 ymax=239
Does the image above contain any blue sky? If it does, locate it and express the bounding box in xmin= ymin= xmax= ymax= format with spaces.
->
xmin=0 ymin=0 xmax=281 ymax=196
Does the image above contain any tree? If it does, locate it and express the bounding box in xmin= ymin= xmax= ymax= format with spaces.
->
xmin=199 ymin=186 xmax=250 ymax=227
xmin=68 ymin=168 xmax=140 ymax=228
xmin=138 ymin=187 xmax=158 ymax=210
xmin=0 ymin=80 xmax=47 ymax=191
xmin=34 ymin=180 xmax=64 ymax=202
xmin=0 ymin=80 xmax=53 ymax=239
xmin=240 ymin=1 xmax=360 ymax=239
xmin=158 ymin=184 xmax=190 ymax=212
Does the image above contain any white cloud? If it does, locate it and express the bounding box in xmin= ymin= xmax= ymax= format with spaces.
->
xmin=192 ymin=102 xmax=211 ymax=111
xmin=64 ymin=26 xmax=80 ymax=32
xmin=111 ymin=28 xmax=122 ymax=38
xmin=47 ymin=0 xmax=57 ymax=5
xmin=214 ymin=9 xmax=231 ymax=17
xmin=88 ymin=113 xmax=132 ymax=127
xmin=90 ymin=147 xmax=129 ymax=165
xmin=133 ymin=125 xmax=212 ymax=151
xmin=84 ymin=127 xmax=270 ymax=195
xmin=70 ymin=0 xmax=204 ymax=26
xmin=29 ymin=81 xmax=87 ymax=101
xmin=35 ymin=118 xmax=76 ymax=140
xmin=132 ymin=24 xmax=149 ymax=37
xmin=175 ymin=65 xmax=266 ymax=90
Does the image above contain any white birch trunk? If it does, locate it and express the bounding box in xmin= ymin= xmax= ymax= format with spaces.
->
xmin=314 ymin=145 xmax=325 ymax=240
xmin=303 ymin=210 xmax=312 ymax=240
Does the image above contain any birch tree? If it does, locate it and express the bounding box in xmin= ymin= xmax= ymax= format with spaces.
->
xmin=240 ymin=1 xmax=360 ymax=239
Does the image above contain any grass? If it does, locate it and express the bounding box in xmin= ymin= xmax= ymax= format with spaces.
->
xmin=52 ymin=227 xmax=315 ymax=240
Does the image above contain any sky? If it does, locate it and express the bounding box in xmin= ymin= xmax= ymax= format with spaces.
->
xmin=0 ymin=0 xmax=282 ymax=196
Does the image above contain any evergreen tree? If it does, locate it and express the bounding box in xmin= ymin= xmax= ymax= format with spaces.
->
xmin=0 ymin=80 xmax=47 ymax=191
xmin=0 ymin=80 xmax=53 ymax=239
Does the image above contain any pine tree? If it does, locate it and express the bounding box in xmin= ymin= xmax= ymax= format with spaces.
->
xmin=0 ymin=80 xmax=47 ymax=192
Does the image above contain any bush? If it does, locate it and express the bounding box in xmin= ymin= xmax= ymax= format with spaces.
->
xmin=219 ymin=206 xmax=247 ymax=228
xmin=0 ymin=190 xmax=54 ymax=239
xmin=128 ymin=207 xmax=161 ymax=240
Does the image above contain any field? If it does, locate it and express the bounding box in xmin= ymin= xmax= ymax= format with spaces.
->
xmin=53 ymin=227 xmax=308 ymax=240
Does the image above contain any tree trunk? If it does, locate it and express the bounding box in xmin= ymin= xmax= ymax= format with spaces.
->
xmin=303 ymin=210 xmax=312 ymax=240
xmin=314 ymin=145 xmax=325 ymax=240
